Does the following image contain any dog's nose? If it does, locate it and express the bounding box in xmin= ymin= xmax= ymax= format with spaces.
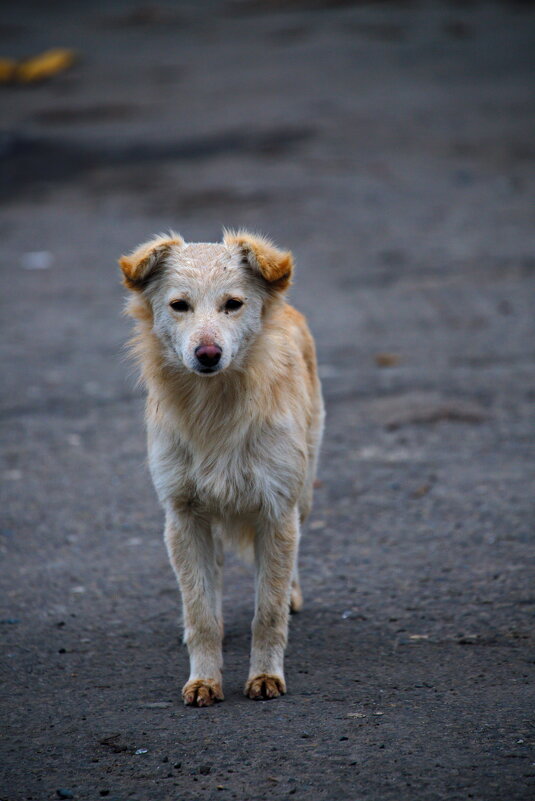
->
xmin=195 ymin=344 xmax=222 ymax=368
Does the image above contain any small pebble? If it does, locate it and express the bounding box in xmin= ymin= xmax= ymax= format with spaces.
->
xmin=374 ymin=352 xmax=401 ymax=368
xmin=3 ymin=470 xmax=22 ymax=481
xmin=140 ymin=701 xmax=171 ymax=709
xmin=57 ymin=791 xmax=74 ymax=800
xmin=21 ymin=251 xmax=53 ymax=270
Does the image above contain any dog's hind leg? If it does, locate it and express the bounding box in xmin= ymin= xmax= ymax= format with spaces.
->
xmin=164 ymin=507 xmax=224 ymax=707
xmin=290 ymin=523 xmax=303 ymax=614
xmin=244 ymin=505 xmax=299 ymax=700
xmin=290 ymin=562 xmax=303 ymax=614
xmin=292 ymin=397 xmax=324 ymax=615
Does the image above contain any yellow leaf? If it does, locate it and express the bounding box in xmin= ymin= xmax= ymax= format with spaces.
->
xmin=17 ymin=48 xmax=76 ymax=83
xmin=0 ymin=58 xmax=17 ymax=84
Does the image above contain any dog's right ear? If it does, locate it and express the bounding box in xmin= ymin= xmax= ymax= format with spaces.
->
xmin=119 ymin=232 xmax=184 ymax=291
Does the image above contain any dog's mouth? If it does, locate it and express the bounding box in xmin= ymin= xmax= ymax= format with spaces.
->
xmin=193 ymin=364 xmax=222 ymax=376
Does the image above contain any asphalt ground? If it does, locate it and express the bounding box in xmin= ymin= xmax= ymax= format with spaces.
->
xmin=1 ymin=2 xmax=534 ymax=800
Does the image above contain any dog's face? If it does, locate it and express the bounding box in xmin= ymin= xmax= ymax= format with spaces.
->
xmin=151 ymin=243 xmax=265 ymax=376
xmin=120 ymin=231 xmax=293 ymax=377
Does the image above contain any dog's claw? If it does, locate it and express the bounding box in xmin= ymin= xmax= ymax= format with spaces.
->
xmin=244 ymin=674 xmax=286 ymax=700
xmin=182 ymin=679 xmax=224 ymax=707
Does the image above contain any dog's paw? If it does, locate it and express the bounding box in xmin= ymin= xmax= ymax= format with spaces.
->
xmin=244 ymin=674 xmax=286 ymax=700
xmin=182 ymin=679 xmax=224 ymax=707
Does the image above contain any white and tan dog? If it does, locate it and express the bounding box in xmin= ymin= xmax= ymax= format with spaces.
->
xmin=119 ymin=230 xmax=324 ymax=706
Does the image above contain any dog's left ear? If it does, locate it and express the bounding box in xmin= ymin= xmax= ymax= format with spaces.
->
xmin=119 ymin=232 xmax=184 ymax=291
xmin=223 ymin=230 xmax=293 ymax=292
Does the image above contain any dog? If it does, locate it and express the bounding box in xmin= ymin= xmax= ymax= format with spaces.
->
xmin=119 ymin=230 xmax=324 ymax=706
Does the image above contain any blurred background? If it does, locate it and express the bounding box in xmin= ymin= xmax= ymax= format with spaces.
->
xmin=1 ymin=1 xmax=534 ymax=800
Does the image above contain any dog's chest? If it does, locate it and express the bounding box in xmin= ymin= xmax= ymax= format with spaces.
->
xmin=149 ymin=417 xmax=302 ymax=520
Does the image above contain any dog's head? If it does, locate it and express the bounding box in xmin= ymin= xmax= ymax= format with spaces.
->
xmin=119 ymin=230 xmax=293 ymax=377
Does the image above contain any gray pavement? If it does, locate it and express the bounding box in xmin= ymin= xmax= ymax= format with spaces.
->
xmin=1 ymin=2 xmax=534 ymax=800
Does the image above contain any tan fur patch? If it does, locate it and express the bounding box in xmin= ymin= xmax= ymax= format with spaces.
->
xmin=119 ymin=231 xmax=184 ymax=290
xmin=223 ymin=229 xmax=293 ymax=291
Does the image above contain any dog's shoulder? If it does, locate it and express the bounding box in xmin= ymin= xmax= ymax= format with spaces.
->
xmin=271 ymin=302 xmax=319 ymax=388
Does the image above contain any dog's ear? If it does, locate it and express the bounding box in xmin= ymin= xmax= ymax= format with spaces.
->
xmin=119 ymin=232 xmax=184 ymax=291
xmin=223 ymin=230 xmax=293 ymax=292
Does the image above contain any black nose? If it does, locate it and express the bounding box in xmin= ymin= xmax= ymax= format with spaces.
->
xmin=195 ymin=344 xmax=222 ymax=368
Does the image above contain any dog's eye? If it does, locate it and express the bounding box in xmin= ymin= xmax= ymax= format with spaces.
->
xmin=224 ymin=298 xmax=243 ymax=312
xmin=169 ymin=299 xmax=190 ymax=312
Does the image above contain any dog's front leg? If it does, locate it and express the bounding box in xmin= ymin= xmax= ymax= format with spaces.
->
xmin=164 ymin=507 xmax=224 ymax=707
xmin=245 ymin=505 xmax=299 ymax=700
